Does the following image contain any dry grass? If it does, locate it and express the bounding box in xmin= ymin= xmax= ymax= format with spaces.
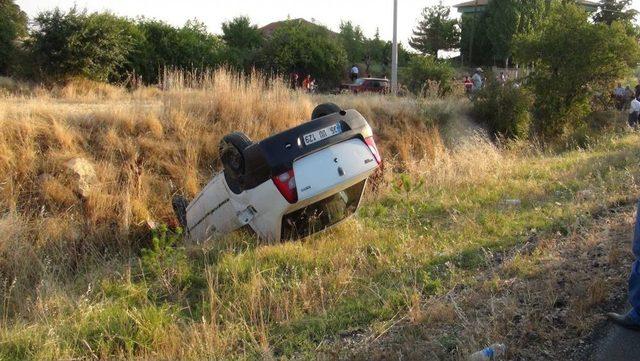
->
xmin=0 ymin=69 xmax=464 ymax=357
xmin=2 ymin=69 xmax=635 ymax=360
xmin=327 ymin=134 xmax=640 ymax=360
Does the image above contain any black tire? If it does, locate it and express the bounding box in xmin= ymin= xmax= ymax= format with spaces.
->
xmin=219 ymin=132 xmax=252 ymax=193
xmin=172 ymin=195 xmax=189 ymax=230
xmin=219 ymin=132 xmax=252 ymax=173
xmin=311 ymin=103 xmax=342 ymax=120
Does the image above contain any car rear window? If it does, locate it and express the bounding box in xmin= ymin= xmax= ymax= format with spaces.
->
xmin=280 ymin=180 xmax=366 ymax=240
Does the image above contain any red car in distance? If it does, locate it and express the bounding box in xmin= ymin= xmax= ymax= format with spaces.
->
xmin=341 ymin=78 xmax=390 ymax=94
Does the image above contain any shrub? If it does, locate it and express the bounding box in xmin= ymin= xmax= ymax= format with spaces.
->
xmin=29 ymin=9 xmax=138 ymax=82
xmin=473 ymin=82 xmax=534 ymax=139
xmin=559 ymin=110 xmax=628 ymax=149
xmin=141 ymin=226 xmax=192 ymax=301
xmin=514 ymin=1 xmax=640 ymax=139
xmin=401 ymin=56 xmax=454 ymax=96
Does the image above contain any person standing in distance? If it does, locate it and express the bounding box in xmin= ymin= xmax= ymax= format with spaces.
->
xmin=614 ymin=83 xmax=627 ymax=110
xmin=350 ymin=65 xmax=359 ymax=83
xmin=463 ymin=76 xmax=473 ymax=94
xmin=628 ymin=94 xmax=640 ymax=129
xmin=472 ymin=68 xmax=484 ymax=93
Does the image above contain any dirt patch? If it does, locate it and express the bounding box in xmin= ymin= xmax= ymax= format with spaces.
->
xmin=319 ymin=202 xmax=638 ymax=360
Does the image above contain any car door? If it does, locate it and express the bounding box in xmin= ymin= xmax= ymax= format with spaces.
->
xmin=371 ymin=81 xmax=383 ymax=93
xmin=185 ymin=173 xmax=243 ymax=243
xmin=360 ymin=80 xmax=371 ymax=92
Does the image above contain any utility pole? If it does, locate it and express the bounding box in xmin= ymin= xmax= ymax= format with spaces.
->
xmin=391 ymin=0 xmax=398 ymax=95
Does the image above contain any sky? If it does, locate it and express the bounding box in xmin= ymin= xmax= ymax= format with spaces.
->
xmin=15 ymin=0 xmax=640 ymax=44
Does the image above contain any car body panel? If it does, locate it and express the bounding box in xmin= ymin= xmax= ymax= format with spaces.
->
xmin=237 ymin=179 xmax=290 ymax=241
xmin=340 ymin=78 xmax=390 ymax=94
xmin=294 ymin=138 xmax=377 ymax=201
xmin=186 ymin=173 xmax=243 ymax=243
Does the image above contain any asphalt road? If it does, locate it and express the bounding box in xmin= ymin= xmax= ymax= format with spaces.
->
xmin=593 ymin=314 xmax=640 ymax=361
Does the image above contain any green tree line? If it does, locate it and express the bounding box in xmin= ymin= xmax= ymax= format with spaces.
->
xmin=0 ymin=2 xmax=422 ymax=89
xmin=473 ymin=1 xmax=640 ymax=141
xmin=407 ymin=0 xmax=638 ymax=67
xmin=458 ymin=0 xmax=638 ymax=66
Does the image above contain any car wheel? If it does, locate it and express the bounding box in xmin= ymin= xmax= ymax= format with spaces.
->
xmin=219 ymin=132 xmax=252 ymax=193
xmin=219 ymin=132 xmax=252 ymax=172
xmin=311 ymin=103 xmax=342 ymax=120
xmin=172 ymin=195 xmax=189 ymax=229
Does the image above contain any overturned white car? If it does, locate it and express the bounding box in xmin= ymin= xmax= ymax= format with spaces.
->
xmin=173 ymin=103 xmax=382 ymax=243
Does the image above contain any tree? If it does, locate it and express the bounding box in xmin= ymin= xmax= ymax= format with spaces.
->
xmin=594 ymin=0 xmax=637 ymax=25
xmin=460 ymin=13 xmax=493 ymax=65
xmin=260 ymin=20 xmax=347 ymax=88
xmin=383 ymin=41 xmax=413 ymax=67
xmin=338 ymin=21 xmax=366 ymax=64
xmin=484 ymin=0 xmax=546 ymax=67
xmin=129 ymin=20 xmax=181 ymax=83
xmin=29 ymin=9 xmax=225 ymax=84
xmin=460 ymin=0 xmax=547 ymax=66
xmin=221 ymin=16 xmax=263 ymax=71
xmin=409 ymin=4 xmax=459 ymax=57
xmin=514 ymin=2 xmax=640 ymax=138
xmin=176 ymin=20 xmax=225 ymax=70
xmin=360 ymin=29 xmax=413 ymax=77
xmin=222 ymin=16 xmax=262 ymax=49
xmin=363 ymin=29 xmax=386 ymax=73
xmin=30 ymin=8 xmax=137 ymax=82
xmin=130 ymin=19 xmax=224 ymax=83
xmin=0 ymin=0 xmax=27 ymax=75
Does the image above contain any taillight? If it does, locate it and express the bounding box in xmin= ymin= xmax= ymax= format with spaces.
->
xmin=364 ymin=137 xmax=381 ymax=164
xmin=272 ymin=169 xmax=298 ymax=203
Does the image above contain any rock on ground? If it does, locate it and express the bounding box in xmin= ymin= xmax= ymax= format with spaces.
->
xmin=64 ymin=158 xmax=97 ymax=198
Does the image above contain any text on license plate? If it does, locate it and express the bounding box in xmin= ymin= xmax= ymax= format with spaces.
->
xmin=303 ymin=123 xmax=342 ymax=146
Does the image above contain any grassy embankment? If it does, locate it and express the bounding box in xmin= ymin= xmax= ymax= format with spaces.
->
xmin=0 ymin=71 xmax=638 ymax=360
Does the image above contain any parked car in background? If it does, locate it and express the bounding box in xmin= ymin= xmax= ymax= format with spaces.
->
xmin=340 ymin=78 xmax=390 ymax=94
xmin=173 ymin=103 xmax=382 ymax=244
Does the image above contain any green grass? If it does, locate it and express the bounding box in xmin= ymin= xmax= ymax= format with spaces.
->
xmin=3 ymin=132 xmax=640 ymax=360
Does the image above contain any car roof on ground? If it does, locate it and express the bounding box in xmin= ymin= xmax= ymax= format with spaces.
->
xmin=358 ymin=78 xmax=389 ymax=82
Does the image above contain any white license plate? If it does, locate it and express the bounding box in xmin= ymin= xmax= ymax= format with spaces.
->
xmin=303 ymin=123 xmax=342 ymax=146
